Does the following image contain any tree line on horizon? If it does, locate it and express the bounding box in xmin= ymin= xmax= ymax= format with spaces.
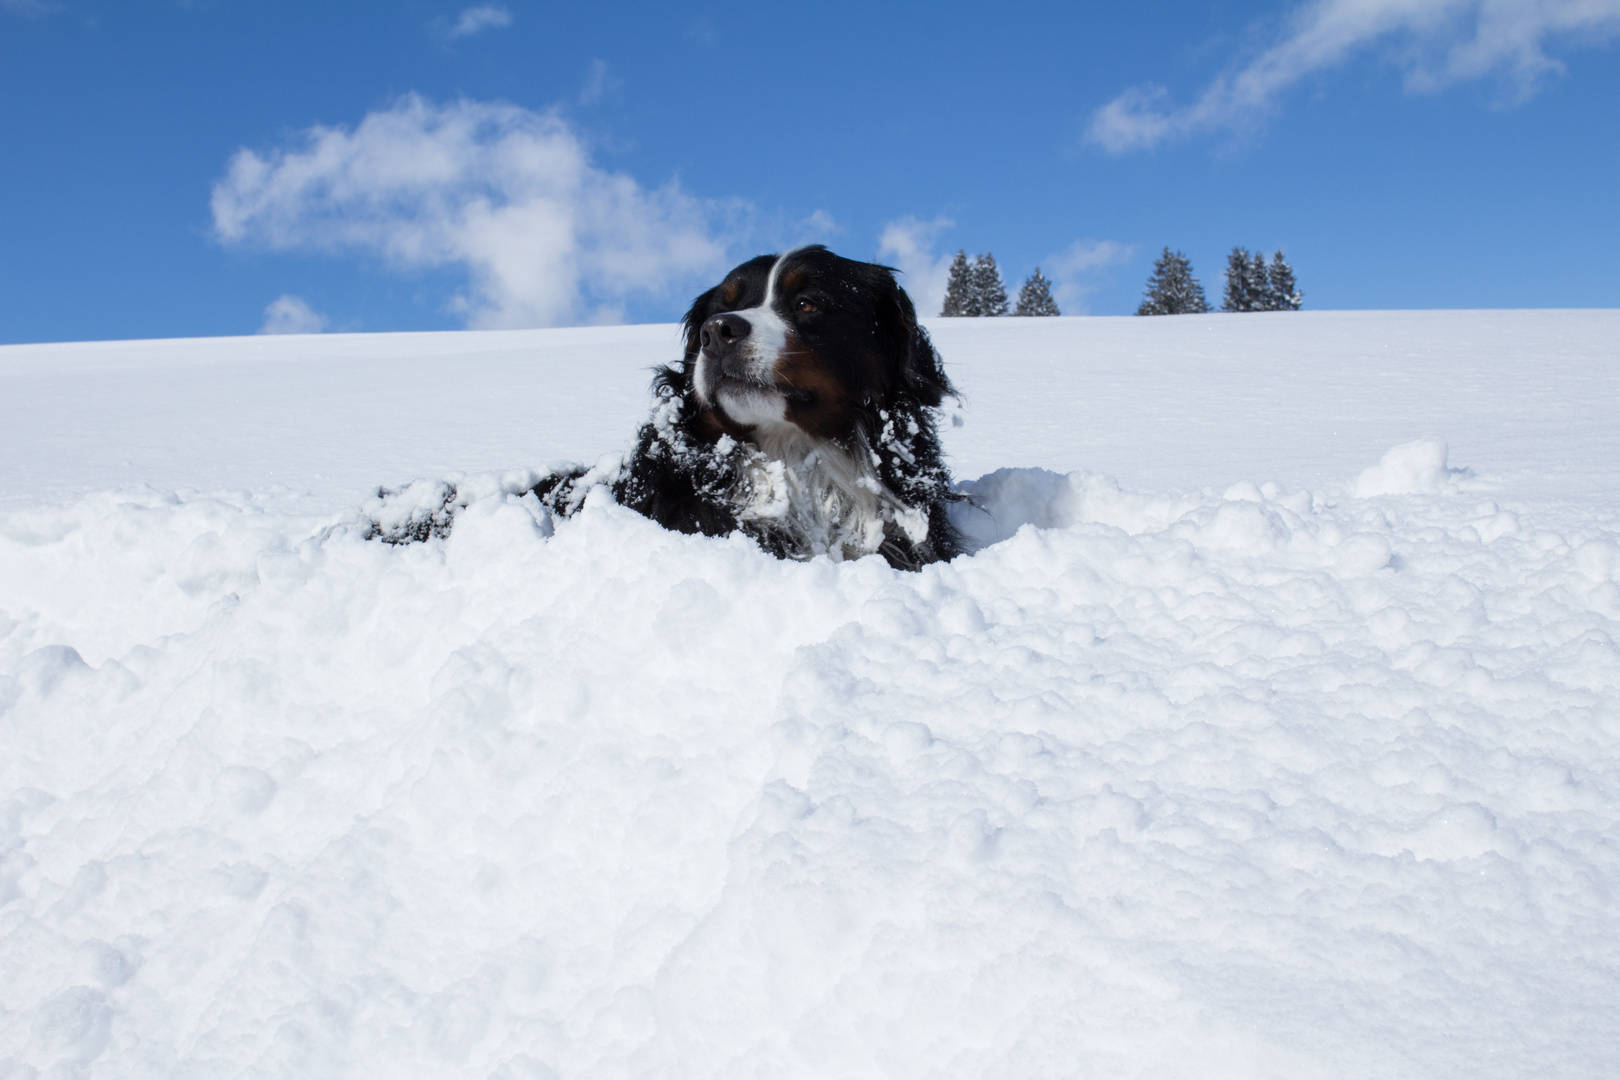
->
xmin=1138 ymin=247 xmax=1302 ymax=315
xmin=936 ymin=245 xmax=1301 ymax=318
xmin=940 ymin=251 xmax=1060 ymax=317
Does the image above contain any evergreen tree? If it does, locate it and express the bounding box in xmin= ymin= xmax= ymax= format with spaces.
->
xmin=1015 ymin=267 xmax=1061 ymax=316
xmin=940 ymin=250 xmax=974 ymax=316
xmin=1266 ymin=250 xmax=1302 ymax=310
xmin=1222 ymin=246 xmax=1274 ymax=312
xmin=1222 ymin=247 xmax=1254 ymax=312
xmin=1247 ymin=251 xmax=1270 ymax=309
xmin=971 ymin=253 xmax=1008 ymax=316
xmin=1137 ymin=248 xmax=1210 ymax=315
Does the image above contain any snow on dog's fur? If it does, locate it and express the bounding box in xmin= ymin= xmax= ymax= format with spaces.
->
xmin=368 ymin=246 xmax=963 ymax=569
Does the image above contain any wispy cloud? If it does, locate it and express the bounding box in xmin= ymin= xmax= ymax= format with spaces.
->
xmin=876 ymin=217 xmax=957 ymax=318
xmin=1042 ymin=239 xmax=1135 ymax=315
xmin=259 ymin=295 xmax=329 ymax=335
xmin=788 ymin=209 xmax=841 ymax=247
xmin=1087 ymin=0 xmax=1620 ymax=153
xmin=0 ymin=0 xmax=57 ymax=17
xmin=579 ymin=58 xmax=616 ymax=104
xmin=448 ymin=4 xmax=511 ymax=39
xmin=685 ymin=17 xmax=717 ymax=48
xmin=212 ymin=96 xmax=736 ymax=329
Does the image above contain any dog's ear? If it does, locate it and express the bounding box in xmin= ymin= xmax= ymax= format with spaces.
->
xmin=872 ymin=266 xmax=955 ymax=408
xmin=681 ymin=285 xmax=721 ymax=359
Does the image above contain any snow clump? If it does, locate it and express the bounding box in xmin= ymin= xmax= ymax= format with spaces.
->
xmin=1352 ymin=436 xmax=1465 ymax=497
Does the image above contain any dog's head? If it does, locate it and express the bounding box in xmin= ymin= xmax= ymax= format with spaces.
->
xmin=680 ymin=246 xmax=953 ymax=442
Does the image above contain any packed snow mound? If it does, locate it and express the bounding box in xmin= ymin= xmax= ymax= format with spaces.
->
xmin=1351 ymin=437 xmax=1468 ymax=497
xmin=4 ymin=446 xmax=1620 ymax=1079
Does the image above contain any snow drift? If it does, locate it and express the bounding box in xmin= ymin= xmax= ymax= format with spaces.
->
xmin=2 ymin=310 xmax=1619 ymax=1078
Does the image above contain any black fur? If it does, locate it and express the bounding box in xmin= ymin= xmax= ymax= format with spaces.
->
xmin=373 ymin=246 xmax=964 ymax=570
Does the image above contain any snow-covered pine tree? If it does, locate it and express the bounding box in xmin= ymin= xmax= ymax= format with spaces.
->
xmin=1137 ymin=248 xmax=1210 ymax=315
xmin=1222 ymin=247 xmax=1254 ymax=312
xmin=1266 ymin=250 xmax=1302 ymax=310
xmin=1247 ymin=251 xmax=1270 ymax=310
xmin=940 ymin=250 xmax=974 ymax=316
xmin=971 ymin=253 xmax=1009 ymax=316
xmin=1015 ymin=267 xmax=1060 ymax=316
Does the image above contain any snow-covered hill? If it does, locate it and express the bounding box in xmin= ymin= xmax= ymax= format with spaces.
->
xmin=2 ymin=311 xmax=1618 ymax=1078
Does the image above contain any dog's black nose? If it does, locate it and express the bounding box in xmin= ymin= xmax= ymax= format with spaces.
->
xmin=700 ymin=313 xmax=751 ymax=357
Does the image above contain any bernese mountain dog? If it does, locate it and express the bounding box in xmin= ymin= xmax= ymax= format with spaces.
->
xmin=367 ymin=245 xmax=964 ymax=570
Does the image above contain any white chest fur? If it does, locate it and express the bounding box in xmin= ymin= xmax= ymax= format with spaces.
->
xmin=729 ymin=427 xmax=928 ymax=562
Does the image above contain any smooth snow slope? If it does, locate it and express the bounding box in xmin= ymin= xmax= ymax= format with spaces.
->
xmin=2 ymin=311 xmax=1619 ymax=1079
xmin=5 ymin=310 xmax=1618 ymax=514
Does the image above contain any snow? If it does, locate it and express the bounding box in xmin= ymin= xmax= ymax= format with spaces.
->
xmin=2 ymin=309 xmax=1619 ymax=1078
xmin=1350 ymin=437 xmax=1458 ymax=497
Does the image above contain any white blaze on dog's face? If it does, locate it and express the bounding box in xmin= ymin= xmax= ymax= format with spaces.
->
xmin=692 ymin=249 xmax=799 ymax=432
xmin=685 ymin=244 xmax=931 ymax=446
xmin=670 ymin=244 xmax=962 ymax=566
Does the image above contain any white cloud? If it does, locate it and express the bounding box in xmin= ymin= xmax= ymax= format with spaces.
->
xmin=259 ymin=295 xmax=329 ymax=335
xmin=0 ymin=0 xmax=56 ymax=16
xmin=876 ymin=217 xmax=956 ymax=319
xmin=448 ymin=4 xmax=511 ymax=38
xmin=789 ymin=209 xmax=841 ymax=246
xmin=579 ymin=58 xmax=616 ymax=104
xmin=212 ymin=96 xmax=734 ymax=329
xmin=1047 ymin=239 xmax=1135 ymax=277
xmin=1042 ymin=239 xmax=1135 ymax=316
xmin=1087 ymin=0 xmax=1620 ymax=153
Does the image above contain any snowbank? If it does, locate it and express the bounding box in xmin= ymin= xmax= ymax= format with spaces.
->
xmin=3 ymin=312 xmax=1620 ymax=1078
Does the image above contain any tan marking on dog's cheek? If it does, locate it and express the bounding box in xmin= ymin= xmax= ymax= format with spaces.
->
xmin=775 ymin=345 xmax=863 ymax=441
xmin=695 ymin=408 xmax=724 ymax=438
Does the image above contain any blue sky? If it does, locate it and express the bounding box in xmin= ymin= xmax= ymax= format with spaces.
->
xmin=1 ymin=0 xmax=1617 ymax=342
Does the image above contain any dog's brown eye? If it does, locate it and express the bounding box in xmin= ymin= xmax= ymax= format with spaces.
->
xmin=797 ymin=298 xmax=818 ymax=314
